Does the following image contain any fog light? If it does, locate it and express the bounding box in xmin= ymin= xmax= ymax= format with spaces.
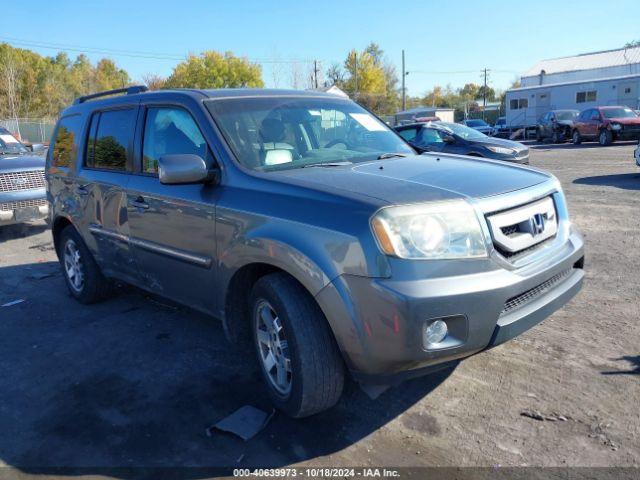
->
xmin=425 ymin=319 xmax=448 ymax=345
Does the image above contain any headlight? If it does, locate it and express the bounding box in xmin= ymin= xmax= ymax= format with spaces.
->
xmin=371 ymin=200 xmax=488 ymax=259
xmin=486 ymin=146 xmax=515 ymax=155
xmin=610 ymin=123 xmax=622 ymax=131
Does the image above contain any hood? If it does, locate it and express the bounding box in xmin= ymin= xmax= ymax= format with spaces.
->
xmin=272 ymin=154 xmax=549 ymax=205
xmin=609 ymin=117 xmax=640 ymax=125
xmin=467 ymin=136 xmax=528 ymax=152
xmin=0 ymin=154 xmax=45 ymax=173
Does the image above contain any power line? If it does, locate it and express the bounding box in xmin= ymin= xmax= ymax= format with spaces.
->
xmin=0 ymin=35 xmax=322 ymax=64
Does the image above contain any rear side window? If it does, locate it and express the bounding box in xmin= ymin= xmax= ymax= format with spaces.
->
xmin=52 ymin=115 xmax=83 ymax=168
xmin=397 ymin=127 xmax=418 ymax=141
xmin=142 ymin=107 xmax=207 ymax=174
xmin=86 ymin=109 xmax=136 ymax=171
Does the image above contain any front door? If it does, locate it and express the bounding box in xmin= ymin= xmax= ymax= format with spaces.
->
xmin=126 ymin=105 xmax=218 ymax=312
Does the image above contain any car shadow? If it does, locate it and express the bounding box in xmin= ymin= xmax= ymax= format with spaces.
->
xmin=573 ymin=173 xmax=640 ymax=191
xmin=601 ymin=356 xmax=640 ymax=376
xmin=0 ymin=220 xmax=49 ymax=242
xmin=0 ymin=261 xmax=453 ymax=476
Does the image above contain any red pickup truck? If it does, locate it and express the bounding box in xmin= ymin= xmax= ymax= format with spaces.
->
xmin=571 ymin=106 xmax=640 ymax=146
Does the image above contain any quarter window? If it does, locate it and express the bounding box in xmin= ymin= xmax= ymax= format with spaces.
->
xmin=86 ymin=109 xmax=136 ymax=171
xmin=142 ymin=107 xmax=207 ymax=174
xmin=52 ymin=115 xmax=83 ymax=168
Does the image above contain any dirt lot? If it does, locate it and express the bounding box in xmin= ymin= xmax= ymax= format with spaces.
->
xmin=0 ymin=141 xmax=638 ymax=475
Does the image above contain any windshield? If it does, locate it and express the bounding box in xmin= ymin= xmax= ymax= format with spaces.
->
xmin=0 ymin=130 xmax=29 ymax=155
xmin=466 ymin=119 xmax=488 ymax=127
xmin=602 ymin=108 xmax=638 ymax=119
xmin=436 ymin=122 xmax=487 ymax=140
xmin=205 ymin=97 xmax=413 ymax=171
xmin=555 ymin=111 xmax=579 ymax=121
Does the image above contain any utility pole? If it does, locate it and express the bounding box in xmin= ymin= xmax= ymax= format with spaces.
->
xmin=401 ymin=49 xmax=406 ymax=111
xmin=313 ymin=60 xmax=319 ymax=89
xmin=482 ymin=68 xmax=489 ymax=121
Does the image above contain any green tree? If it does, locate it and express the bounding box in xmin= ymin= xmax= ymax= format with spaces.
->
xmin=165 ymin=51 xmax=264 ymax=89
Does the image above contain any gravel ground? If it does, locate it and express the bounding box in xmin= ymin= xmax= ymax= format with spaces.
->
xmin=0 ymin=141 xmax=638 ymax=475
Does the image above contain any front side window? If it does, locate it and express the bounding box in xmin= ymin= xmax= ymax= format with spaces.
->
xmin=206 ymin=97 xmax=413 ymax=171
xmin=86 ymin=109 xmax=136 ymax=171
xmin=418 ymin=128 xmax=444 ymax=145
xmin=142 ymin=107 xmax=207 ymax=174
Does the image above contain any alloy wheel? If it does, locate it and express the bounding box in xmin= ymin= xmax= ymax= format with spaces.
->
xmin=255 ymin=299 xmax=292 ymax=396
xmin=63 ymin=239 xmax=84 ymax=293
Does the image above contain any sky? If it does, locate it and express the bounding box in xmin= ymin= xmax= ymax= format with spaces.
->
xmin=3 ymin=0 xmax=640 ymax=96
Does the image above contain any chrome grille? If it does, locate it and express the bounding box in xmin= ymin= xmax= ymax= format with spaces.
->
xmin=501 ymin=268 xmax=573 ymax=316
xmin=486 ymin=196 xmax=558 ymax=260
xmin=0 ymin=198 xmax=47 ymax=211
xmin=0 ymin=170 xmax=46 ymax=192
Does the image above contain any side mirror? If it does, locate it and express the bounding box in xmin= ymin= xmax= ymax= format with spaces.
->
xmin=443 ymin=135 xmax=455 ymax=144
xmin=158 ymin=154 xmax=217 ymax=185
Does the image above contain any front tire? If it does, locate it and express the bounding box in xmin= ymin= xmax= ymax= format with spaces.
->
xmin=599 ymin=129 xmax=613 ymax=146
xmin=250 ymin=273 xmax=345 ymax=418
xmin=58 ymin=225 xmax=111 ymax=304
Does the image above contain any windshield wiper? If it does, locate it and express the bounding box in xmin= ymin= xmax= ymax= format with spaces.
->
xmin=301 ymin=161 xmax=352 ymax=168
xmin=377 ymin=152 xmax=408 ymax=160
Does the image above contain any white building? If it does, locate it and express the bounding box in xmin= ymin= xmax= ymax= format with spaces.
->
xmin=506 ymin=46 xmax=640 ymax=127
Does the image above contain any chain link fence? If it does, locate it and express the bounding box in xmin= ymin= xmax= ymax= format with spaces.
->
xmin=0 ymin=119 xmax=56 ymax=144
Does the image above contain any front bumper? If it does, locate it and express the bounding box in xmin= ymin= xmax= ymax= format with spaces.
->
xmin=0 ymin=189 xmax=49 ymax=225
xmin=316 ymin=228 xmax=584 ymax=384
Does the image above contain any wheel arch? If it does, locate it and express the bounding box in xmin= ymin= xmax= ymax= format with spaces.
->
xmin=51 ymin=215 xmax=74 ymax=256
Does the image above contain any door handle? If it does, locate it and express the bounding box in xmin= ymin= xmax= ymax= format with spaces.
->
xmin=129 ymin=196 xmax=149 ymax=210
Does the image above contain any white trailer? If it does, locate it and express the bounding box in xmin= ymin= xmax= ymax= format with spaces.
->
xmin=506 ymin=74 xmax=640 ymax=129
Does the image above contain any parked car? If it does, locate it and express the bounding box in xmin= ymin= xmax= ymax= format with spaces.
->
xmin=462 ymin=119 xmax=493 ymax=135
xmin=491 ymin=117 xmax=509 ymax=138
xmin=536 ymin=110 xmax=579 ymax=143
xmin=395 ymin=121 xmax=530 ymax=164
xmin=47 ymin=87 xmax=584 ymax=417
xmin=571 ymin=106 xmax=640 ymax=145
xmin=414 ymin=116 xmax=441 ymax=123
xmin=0 ymin=127 xmax=49 ymax=226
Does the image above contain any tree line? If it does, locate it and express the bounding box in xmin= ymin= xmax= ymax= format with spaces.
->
xmin=1 ymin=41 xmax=511 ymax=121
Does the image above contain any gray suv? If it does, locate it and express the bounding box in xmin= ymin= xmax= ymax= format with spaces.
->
xmin=47 ymin=87 xmax=585 ymax=417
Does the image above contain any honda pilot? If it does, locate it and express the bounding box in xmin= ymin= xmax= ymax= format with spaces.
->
xmin=47 ymin=87 xmax=585 ymax=417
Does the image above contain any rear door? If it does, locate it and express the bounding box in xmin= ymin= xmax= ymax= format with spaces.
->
xmin=77 ymin=107 xmax=140 ymax=284
xmin=125 ymin=103 xmax=218 ymax=312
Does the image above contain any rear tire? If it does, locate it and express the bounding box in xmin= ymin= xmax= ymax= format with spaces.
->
xmin=58 ymin=225 xmax=111 ymax=304
xmin=250 ymin=273 xmax=345 ymax=418
xmin=572 ymin=130 xmax=582 ymax=145
xmin=599 ymin=129 xmax=613 ymax=146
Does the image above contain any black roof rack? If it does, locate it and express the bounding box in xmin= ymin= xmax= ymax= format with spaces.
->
xmin=73 ymin=85 xmax=149 ymax=105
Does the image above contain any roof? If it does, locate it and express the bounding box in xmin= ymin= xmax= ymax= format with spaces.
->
xmin=396 ymin=106 xmax=455 ymax=115
xmin=508 ymin=72 xmax=640 ymax=92
xmin=523 ymin=46 xmax=640 ymax=77
xmin=62 ymin=88 xmax=343 ymax=116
